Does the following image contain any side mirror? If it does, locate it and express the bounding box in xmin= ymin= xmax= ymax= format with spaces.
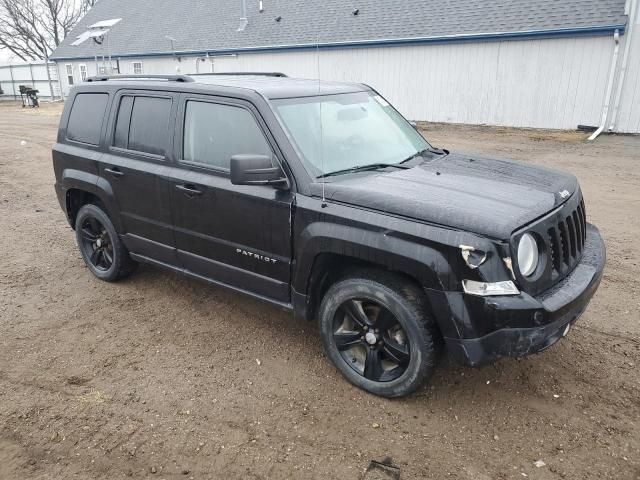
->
xmin=230 ymin=154 xmax=288 ymax=187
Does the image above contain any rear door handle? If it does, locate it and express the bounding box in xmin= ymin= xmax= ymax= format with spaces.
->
xmin=175 ymin=184 xmax=204 ymax=196
xmin=105 ymin=167 xmax=124 ymax=177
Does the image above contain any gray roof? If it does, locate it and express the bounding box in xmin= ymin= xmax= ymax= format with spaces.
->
xmin=51 ymin=0 xmax=628 ymax=60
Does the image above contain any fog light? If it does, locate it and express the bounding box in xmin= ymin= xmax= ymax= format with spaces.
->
xmin=462 ymin=280 xmax=520 ymax=297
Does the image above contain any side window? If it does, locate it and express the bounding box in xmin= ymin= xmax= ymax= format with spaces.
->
xmin=183 ymin=100 xmax=271 ymax=170
xmin=113 ymin=96 xmax=133 ymax=149
xmin=66 ymin=92 xmax=109 ymax=145
xmin=112 ymin=95 xmax=172 ymax=157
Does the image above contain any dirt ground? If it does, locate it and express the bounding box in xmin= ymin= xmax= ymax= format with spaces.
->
xmin=0 ymin=100 xmax=638 ymax=480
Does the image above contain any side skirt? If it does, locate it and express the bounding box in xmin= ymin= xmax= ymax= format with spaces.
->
xmin=129 ymin=253 xmax=294 ymax=313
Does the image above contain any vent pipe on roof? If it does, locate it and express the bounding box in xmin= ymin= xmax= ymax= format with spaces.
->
xmin=238 ymin=0 xmax=248 ymax=31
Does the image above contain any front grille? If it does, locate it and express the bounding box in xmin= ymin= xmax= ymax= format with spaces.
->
xmin=547 ymin=199 xmax=586 ymax=276
xmin=512 ymin=190 xmax=587 ymax=296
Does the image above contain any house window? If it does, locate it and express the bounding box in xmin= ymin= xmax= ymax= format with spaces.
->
xmin=65 ymin=64 xmax=74 ymax=86
xmin=79 ymin=64 xmax=87 ymax=82
xmin=98 ymin=66 xmax=107 ymax=75
xmin=133 ymin=62 xmax=143 ymax=75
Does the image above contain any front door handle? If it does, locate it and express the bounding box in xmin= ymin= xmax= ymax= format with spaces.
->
xmin=105 ymin=167 xmax=124 ymax=177
xmin=175 ymin=184 xmax=203 ymax=196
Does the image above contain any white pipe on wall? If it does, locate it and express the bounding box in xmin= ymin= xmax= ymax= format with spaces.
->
xmin=589 ymin=29 xmax=621 ymax=141
xmin=609 ymin=0 xmax=637 ymax=132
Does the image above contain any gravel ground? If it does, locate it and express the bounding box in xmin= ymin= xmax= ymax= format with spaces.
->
xmin=0 ymin=101 xmax=638 ymax=480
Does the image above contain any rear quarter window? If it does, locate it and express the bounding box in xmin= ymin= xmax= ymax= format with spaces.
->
xmin=66 ymin=93 xmax=109 ymax=145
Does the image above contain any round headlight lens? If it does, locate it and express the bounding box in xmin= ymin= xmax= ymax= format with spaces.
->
xmin=517 ymin=233 xmax=539 ymax=277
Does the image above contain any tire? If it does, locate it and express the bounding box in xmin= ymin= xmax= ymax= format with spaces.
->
xmin=75 ymin=204 xmax=136 ymax=282
xmin=318 ymin=271 xmax=439 ymax=398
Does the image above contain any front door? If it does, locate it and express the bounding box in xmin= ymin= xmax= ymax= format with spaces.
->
xmin=100 ymin=91 xmax=178 ymax=265
xmin=168 ymin=94 xmax=293 ymax=303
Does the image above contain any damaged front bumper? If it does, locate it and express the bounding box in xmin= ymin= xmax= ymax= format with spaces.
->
xmin=444 ymin=224 xmax=606 ymax=367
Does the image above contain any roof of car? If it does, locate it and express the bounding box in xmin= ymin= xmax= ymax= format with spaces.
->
xmin=81 ymin=74 xmax=370 ymax=99
xmin=193 ymin=75 xmax=368 ymax=99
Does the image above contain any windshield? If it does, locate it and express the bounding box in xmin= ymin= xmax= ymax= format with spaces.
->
xmin=272 ymin=92 xmax=430 ymax=178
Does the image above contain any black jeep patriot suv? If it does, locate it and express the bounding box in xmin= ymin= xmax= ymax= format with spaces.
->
xmin=53 ymin=73 xmax=606 ymax=398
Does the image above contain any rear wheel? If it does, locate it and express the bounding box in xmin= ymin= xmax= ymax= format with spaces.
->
xmin=75 ymin=204 xmax=136 ymax=282
xmin=318 ymin=272 xmax=438 ymax=398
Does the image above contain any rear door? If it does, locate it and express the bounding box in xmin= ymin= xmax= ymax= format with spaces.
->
xmin=167 ymin=93 xmax=294 ymax=302
xmin=100 ymin=90 xmax=178 ymax=265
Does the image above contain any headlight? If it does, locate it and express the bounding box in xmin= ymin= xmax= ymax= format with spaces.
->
xmin=517 ymin=233 xmax=539 ymax=277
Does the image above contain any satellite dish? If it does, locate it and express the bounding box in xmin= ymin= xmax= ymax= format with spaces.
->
xmin=71 ymin=18 xmax=122 ymax=46
xmin=89 ymin=18 xmax=122 ymax=29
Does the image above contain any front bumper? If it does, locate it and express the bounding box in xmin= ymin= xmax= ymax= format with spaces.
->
xmin=445 ymin=224 xmax=606 ymax=367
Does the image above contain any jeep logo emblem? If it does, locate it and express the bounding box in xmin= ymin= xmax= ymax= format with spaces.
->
xmin=236 ymin=248 xmax=277 ymax=264
xmin=559 ymin=190 xmax=570 ymax=199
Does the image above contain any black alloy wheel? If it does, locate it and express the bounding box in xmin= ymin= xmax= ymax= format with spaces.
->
xmin=79 ymin=216 xmax=114 ymax=271
xmin=74 ymin=203 xmax=136 ymax=282
xmin=318 ymin=272 xmax=439 ymax=398
xmin=333 ymin=299 xmax=410 ymax=382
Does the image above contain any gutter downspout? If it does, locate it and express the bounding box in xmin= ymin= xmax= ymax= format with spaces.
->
xmin=589 ymin=29 xmax=621 ymax=141
xmin=609 ymin=0 xmax=637 ymax=132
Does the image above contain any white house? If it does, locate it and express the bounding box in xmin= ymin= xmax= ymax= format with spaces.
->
xmin=50 ymin=0 xmax=640 ymax=133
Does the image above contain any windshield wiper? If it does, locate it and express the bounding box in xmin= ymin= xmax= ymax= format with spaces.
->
xmin=316 ymin=163 xmax=405 ymax=179
xmin=399 ymin=147 xmax=448 ymax=165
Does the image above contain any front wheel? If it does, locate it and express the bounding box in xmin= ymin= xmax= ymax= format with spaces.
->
xmin=75 ymin=204 xmax=136 ymax=282
xmin=318 ymin=272 xmax=439 ymax=398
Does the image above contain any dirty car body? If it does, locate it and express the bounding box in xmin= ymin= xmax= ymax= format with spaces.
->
xmin=52 ymin=74 xmax=606 ymax=397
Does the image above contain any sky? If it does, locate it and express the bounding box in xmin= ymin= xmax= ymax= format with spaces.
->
xmin=0 ymin=0 xmax=89 ymax=64
xmin=0 ymin=50 xmax=17 ymax=63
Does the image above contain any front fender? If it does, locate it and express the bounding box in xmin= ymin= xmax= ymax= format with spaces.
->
xmin=293 ymin=221 xmax=449 ymax=293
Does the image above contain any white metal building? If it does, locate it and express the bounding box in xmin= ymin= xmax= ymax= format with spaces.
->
xmin=50 ymin=0 xmax=640 ymax=133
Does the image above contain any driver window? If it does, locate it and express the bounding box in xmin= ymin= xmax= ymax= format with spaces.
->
xmin=183 ymin=101 xmax=271 ymax=170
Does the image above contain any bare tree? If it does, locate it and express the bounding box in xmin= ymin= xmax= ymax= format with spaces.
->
xmin=0 ymin=0 xmax=92 ymax=61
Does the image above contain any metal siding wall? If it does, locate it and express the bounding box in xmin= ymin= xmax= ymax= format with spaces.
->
xmin=615 ymin=8 xmax=640 ymax=133
xmin=55 ymin=34 xmax=638 ymax=132
xmin=209 ymin=36 xmax=617 ymax=130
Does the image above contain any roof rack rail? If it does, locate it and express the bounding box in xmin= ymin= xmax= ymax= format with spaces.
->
xmin=191 ymin=72 xmax=288 ymax=78
xmin=86 ymin=74 xmax=194 ymax=83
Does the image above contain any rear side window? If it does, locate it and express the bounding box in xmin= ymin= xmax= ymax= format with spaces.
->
xmin=66 ymin=93 xmax=109 ymax=145
xmin=183 ymin=101 xmax=271 ymax=170
xmin=113 ymin=95 xmax=172 ymax=157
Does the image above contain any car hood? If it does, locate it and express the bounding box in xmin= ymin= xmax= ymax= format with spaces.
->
xmin=314 ymin=152 xmax=578 ymax=239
